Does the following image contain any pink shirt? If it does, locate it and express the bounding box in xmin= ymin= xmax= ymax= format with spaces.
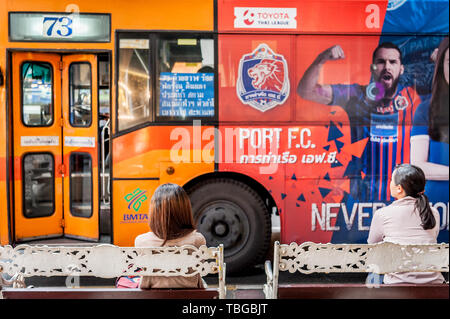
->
xmin=368 ymin=196 xmax=444 ymax=284
xmin=134 ymin=230 xmax=207 ymax=289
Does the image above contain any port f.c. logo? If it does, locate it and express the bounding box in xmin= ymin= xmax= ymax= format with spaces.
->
xmin=237 ymin=43 xmax=289 ymax=112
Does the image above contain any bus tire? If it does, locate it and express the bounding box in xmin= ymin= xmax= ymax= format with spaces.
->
xmin=187 ymin=178 xmax=271 ymax=274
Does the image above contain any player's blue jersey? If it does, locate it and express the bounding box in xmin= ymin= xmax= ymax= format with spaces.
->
xmin=331 ymin=84 xmax=421 ymax=201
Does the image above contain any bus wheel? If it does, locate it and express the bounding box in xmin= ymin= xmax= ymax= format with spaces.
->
xmin=187 ymin=178 xmax=271 ymax=274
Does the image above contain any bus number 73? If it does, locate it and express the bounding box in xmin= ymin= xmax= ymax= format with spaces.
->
xmin=43 ymin=16 xmax=73 ymax=38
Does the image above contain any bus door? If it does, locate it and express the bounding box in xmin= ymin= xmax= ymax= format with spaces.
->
xmin=12 ymin=52 xmax=99 ymax=242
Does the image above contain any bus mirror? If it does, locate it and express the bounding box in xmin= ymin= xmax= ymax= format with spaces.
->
xmin=0 ymin=66 xmax=3 ymax=86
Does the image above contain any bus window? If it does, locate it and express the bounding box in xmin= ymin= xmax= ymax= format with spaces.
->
xmin=21 ymin=62 xmax=53 ymax=126
xmin=70 ymin=153 xmax=93 ymax=218
xmin=118 ymin=38 xmax=151 ymax=131
xmin=69 ymin=62 xmax=92 ymax=127
xmin=23 ymin=153 xmax=54 ymax=218
xmin=157 ymin=37 xmax=214 ymax=118
xmin=98 ymin=59 xmax=110 ymax=117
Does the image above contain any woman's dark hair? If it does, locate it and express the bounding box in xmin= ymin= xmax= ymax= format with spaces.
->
xmin=149 ymin=183 xmax=196 ymax=245
xmin=429 ymin=37 xmax=449 ymax=143
xmin=393 ymin=164 xmax=436 ymax=230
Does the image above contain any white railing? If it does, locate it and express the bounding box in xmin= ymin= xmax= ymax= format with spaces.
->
xmin=0 ymin=243 xmax=226 ymax=299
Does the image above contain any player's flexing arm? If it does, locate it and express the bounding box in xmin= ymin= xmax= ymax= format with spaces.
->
xmin=297 ymin=45 xmax=345 ymax=105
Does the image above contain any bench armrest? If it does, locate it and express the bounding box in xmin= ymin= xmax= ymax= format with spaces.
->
xmin=213 ymin=244 xmax=226 ymax=299
xmin=263 ymin=241 xmax=281 ymax=299
xmin=263 ymin=260 xmax=274 ymax=299
xmin=265 ymin=260 xmax=273 ymax=282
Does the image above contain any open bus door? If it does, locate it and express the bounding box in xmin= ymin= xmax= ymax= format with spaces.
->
xmin=12 ymin=52 xmax=99 ymax=242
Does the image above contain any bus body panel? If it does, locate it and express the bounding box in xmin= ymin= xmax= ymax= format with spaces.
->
xmin=11 ymin=52 xmax=64 ymax=241
xmin=216 ymin=0 xmax=449 ymax=245
xmin=0 ymin=0 xmax=448 ymax=265
xmin=112 ymin=126 xmax=215 ymax=246
xmin=0 ymin=0 xmax=214 ymax=245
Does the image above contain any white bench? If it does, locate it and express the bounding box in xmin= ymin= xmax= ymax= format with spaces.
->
xmin=264 ymin=241 xmax=449 ymax=299
xmin=0 ymin=243 xmax=226 ymax=299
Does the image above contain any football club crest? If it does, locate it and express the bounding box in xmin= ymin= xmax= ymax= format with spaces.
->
xmin=394 ymin=95 xmax=408 ymax=110
xmin=236 ymin=43 xmax=290 ymax=112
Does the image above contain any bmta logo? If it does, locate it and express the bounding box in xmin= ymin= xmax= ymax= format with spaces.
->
xmin=237 ymin=43 xmax=289 ymax=112
xmin=124 ymin=188 xmax=147 ymax=212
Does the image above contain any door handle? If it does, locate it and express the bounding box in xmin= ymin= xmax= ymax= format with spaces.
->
xmin=58 ymin=164 xmax=66 ymax=177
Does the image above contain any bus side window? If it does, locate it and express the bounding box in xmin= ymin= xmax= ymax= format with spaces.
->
xmin=117 ymin=38 xmax=152 ymax=131
xmin=157 ymin=37 xmax=215 ymax=119
xmin=69 ymin=62 xmax=92 ymax=127
xmin=21 ymin=62 xmax=53 ymax=126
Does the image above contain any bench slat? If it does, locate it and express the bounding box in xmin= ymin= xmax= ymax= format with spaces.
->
xmin=1 ymin=287 xmax=219 ymax=299
xmin=277 ymin=283 xmax=449 ymax=299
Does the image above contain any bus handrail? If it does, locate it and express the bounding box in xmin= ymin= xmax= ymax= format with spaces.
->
xmin=100 ymin=118 xmax=110 ymax=205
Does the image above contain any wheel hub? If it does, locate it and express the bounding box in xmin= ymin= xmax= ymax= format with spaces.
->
xmin=196 ymin=201 xmax=250 ymax=255
xmin=213 ymin=222 xmax=228 ymax=236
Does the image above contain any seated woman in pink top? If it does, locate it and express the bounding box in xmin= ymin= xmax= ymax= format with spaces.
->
xmin=135 ymin=183 xmax=207 ymax=288
xmin=368 ymin=164 xmax=445 ymax=284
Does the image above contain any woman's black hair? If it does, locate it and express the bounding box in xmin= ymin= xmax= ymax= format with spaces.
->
xmin=393 ymin=164 xmax=436 ymax=230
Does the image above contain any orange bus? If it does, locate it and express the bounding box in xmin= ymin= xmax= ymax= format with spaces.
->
xmin=0 ymin=0 xmax=448 ymax=273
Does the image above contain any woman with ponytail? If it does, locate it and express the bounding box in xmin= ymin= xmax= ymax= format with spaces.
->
xmin=134 ymin=183 xmax=207 ymax=288
xmin=368 ymin=164 xmax=445 ymax=284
